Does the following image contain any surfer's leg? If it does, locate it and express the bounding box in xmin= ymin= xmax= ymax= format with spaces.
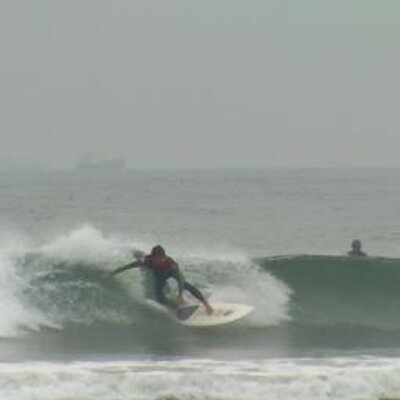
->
xmin=183 ymin=282 xmax=213 ymax=314
xmin=183 ymin=282 xmax=206 ymax=302
xmin=154 ymin=275 xmax=169 ymax=305
xmin=153 ymin=273 xmax=177 ymax=310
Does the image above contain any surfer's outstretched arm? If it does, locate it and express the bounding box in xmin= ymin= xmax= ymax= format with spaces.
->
xmin=110 ymin=261 xmax=141 ymax=277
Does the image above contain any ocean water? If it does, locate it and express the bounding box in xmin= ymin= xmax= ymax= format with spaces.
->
xmin=1 ymin=168 xmax=400 ymax=399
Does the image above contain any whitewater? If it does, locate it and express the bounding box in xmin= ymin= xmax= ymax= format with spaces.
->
xmin=2 ymin=168 xmax=400 ymax=400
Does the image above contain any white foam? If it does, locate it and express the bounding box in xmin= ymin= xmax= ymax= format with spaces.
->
xmin=1 ymin=357 xmax=400 ymax=400
xmin=178 ymin=251 xmax=291 ymax=326
xmin=38 ymin=225 xmax=132 ymax=265
xmin=0 ymin=233 xmax=51 ymax=337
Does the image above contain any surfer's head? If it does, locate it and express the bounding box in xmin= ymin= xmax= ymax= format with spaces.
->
xmin=348 ymin=239 xmax=367 ymax=257
xmin=151 ymin=245 xmax=166 ymax=257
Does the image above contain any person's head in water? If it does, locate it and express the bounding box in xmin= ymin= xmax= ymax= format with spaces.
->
xmin=151 ymin=245 xmax=166 ymax=258
xmin=348 ymin=239 xmax=366 ymax=257
xmin=351 ymin=239 xmax=362 ymax=252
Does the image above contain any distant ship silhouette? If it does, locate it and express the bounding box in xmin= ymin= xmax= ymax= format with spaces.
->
xmin=76 ymin=153 xmax=126 ymax=175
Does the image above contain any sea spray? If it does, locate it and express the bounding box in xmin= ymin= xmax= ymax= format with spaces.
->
xmin=0 ymin=233 xmax=51 ymax=337
xmin=178 ymin=250 xmax=291 ymax=326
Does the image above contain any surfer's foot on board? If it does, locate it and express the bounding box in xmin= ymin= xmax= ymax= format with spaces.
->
xmin=204 ymin=302 xmax=213 ymax=315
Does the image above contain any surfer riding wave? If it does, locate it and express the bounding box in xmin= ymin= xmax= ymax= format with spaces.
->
xmin=108 ymin=245 xmax=213 ymax=315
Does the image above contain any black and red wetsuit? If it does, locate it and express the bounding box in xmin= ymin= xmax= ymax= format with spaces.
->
xmin=142 ymin=255 xmax=207 ymax=306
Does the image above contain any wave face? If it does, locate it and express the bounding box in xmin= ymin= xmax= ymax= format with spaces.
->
xmin=0 ymin=226 xmax=290 ymax=358
xmin=259 ymin=255 xmax=400 ymax=330
xmin=4 ymin=226 xmax=400 ymax=358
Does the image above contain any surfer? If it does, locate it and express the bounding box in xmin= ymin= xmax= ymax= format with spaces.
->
xmin=109 ymin=245 xmax=213 ymax=314
xmin=347 ymin=239 xmax=367 ymax=257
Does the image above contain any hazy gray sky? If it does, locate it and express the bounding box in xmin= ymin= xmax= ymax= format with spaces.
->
xmin=1 ymin=1 xmax=399 ymax=169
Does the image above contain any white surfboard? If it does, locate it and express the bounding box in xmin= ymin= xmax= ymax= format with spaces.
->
xmin=178 ymin=302 xmax=254 ymax=327
xmin=145 ymin=300 xmax=253 ymax=327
